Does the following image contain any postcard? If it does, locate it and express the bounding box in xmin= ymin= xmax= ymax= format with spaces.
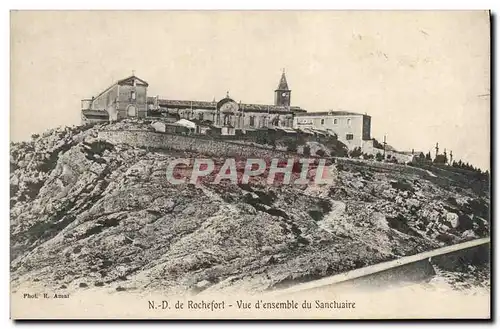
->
xmin=10 ymin=10 xmax=491 ymax=319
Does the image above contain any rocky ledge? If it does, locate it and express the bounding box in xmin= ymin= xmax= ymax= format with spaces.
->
xmin=10 ymin=121 xmax=490 ymax=295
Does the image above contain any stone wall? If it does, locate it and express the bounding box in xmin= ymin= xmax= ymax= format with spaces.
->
xmin=97 ymin=129 xmax=291 ymax=159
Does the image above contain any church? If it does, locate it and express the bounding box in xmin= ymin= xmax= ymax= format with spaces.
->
xmin=81 ymin=71 xmax=306 ymax=133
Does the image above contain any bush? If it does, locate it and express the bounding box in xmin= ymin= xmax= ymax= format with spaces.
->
xmin=349 ymin=147 xmax=362 ymax=158
xmin=373 ymin=138 xmax=384 ymax=149
xmin=285 ymin=139 xmax=298 ymax=152
xmin=375 ymin=152 xmax=383 ymax=162
xmin=255 ymin=134 xmax=268 ymax=145
xmin=322 ymin=138 xmax=348 ymax=157
xmin=316 ymin=149 xmax=326 ymax=157
xmin=255 ymin=133 xmax=276 ymax=147
xmin=362 ymin=153 xmax=374 ymax=160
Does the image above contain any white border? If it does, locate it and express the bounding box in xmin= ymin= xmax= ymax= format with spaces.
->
xmin=3 ymin=1 xmax=497 ymax=328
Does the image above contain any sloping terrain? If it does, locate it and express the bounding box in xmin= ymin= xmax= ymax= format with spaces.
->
xmin=10 ymin=122 xmax=490 ymax=295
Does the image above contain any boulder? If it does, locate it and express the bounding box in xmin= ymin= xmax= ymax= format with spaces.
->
xmin=446 ymin=212 xmax=459 ymax=228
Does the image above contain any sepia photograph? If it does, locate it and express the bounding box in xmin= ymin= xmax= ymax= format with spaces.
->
xmin=9 ymin=10 xmax=491 ymax=319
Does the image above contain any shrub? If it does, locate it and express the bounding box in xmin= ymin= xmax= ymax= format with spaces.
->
xmin=321 ymin=138 xmax=348 ymax=157
xmin=373 ymin=138 xmax=384 ymax=149
xmin=285 ymin=139 xmax=298 ymax=152
xmin=349 ymin=147 xmax=362 ymax=158
xmin=255 ymin=134 xmax=268 ymax=145
xmin=303 ymin=146 xmax=311 ymax=157
xmin=316 ymin=149 xmax=326 ymax=157
xmin=375 ymin=152 xmax=383 ymax=162
xmin=362 ymin=153 xmax=374 ymax=160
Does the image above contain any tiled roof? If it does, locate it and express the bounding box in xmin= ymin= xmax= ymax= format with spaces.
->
xmin=154 ymin=98 xmax=217 ymax=109
xmin=82 ymin=109 xmax=109 ymax=118
xmin=94 ymin=75 xmax=148 ymax=100
xmin=239 ymin=103 xmax=301 ymax=113
xmin=147 ymin=97 xmax=304 ymax=113
xmin=117 ymin=75 xmax=149 ymax=86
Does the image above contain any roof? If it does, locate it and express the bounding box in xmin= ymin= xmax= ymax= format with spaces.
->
xmin=147 ymin=96 xmax=304 ymax=113
xmin=174 ymin=119 xmax=197 ymax=129
xmin=297 ymin=127 xmax=315 ymax=135
xmin=190 ymin=119 xmax=214 ymax=126
xmin=94 ymin=75 xmax=148 ymax=100
xmin=117 ymin=75 xmax=149 ymax=87
xmin=295 ymin=110 xmax=367 ymax=117
xmin=152 ymin=98 xmax=216 ymax=109
xmin=276 ymin=71 xmax=290 ymax=91
xmin=82 ymin=109 xmax=109 ymax=118
xmin=276 ymin=127 xmax=297 ymax=134
xmin=239 ymin=103 xmax=301 ymax=113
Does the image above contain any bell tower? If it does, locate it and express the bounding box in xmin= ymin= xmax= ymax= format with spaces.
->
xmin=275 ymin=69 xmax=291 ymax=107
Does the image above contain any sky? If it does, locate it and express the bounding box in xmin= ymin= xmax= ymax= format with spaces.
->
xmin=10 ymin=11 xmax=490 ymax=169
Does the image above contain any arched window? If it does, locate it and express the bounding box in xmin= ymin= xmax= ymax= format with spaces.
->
xmin=127 ymin=105 xmax=137 ymax=117
xmin=334 ymin=119 xmax=338 ymax=124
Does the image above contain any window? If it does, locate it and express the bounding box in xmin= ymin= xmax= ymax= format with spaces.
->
xmin=346 ymin=133 xmax=354 ymax=140
xmin=127 ymin=105 xmax=137 ymax=117
xmin=198 ymin=113 xmax=204 ymax=121
xmin=131 ymin=91 xmax=136 ymax=100
xmin=347 ymin=118 xmax=351 ymax=125
xmin=320 ymin=119 xmax=325 ymax=125
xmin=249 ymin=116 xmax=255 ymax=127
xmin=334 ymin=119 xmax=338 ymax=124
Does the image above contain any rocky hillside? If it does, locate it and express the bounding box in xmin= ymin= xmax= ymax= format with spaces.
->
xmin=10 ymin=121 xmax=490 ymax=295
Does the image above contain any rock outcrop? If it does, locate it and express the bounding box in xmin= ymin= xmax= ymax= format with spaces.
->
xmin=10 ymin=121 xmax=490 ymax=295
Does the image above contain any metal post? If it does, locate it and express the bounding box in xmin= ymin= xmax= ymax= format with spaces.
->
xmin=383 ymin=135 xmax=387 ymax=159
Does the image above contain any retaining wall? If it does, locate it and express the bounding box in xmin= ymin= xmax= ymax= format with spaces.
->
xmin=275 ymin=238 xmax=490 ymax=296
xmin=97 ymin=129 xmax=291 ymax=159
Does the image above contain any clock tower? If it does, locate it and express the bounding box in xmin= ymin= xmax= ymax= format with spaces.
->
xmin=274 ymin=69 xmax=291 ymax=107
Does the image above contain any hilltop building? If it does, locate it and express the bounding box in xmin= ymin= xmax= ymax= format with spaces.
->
xmin=80 ymin=71 xmax=372 ymax=148
xmin=81 ymin=76 xmax=149 ymax=124
xmin=81 ymin=71 xmax=306 ymax=132
xmin=293 ymin=111 xmax=373 ymax=151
